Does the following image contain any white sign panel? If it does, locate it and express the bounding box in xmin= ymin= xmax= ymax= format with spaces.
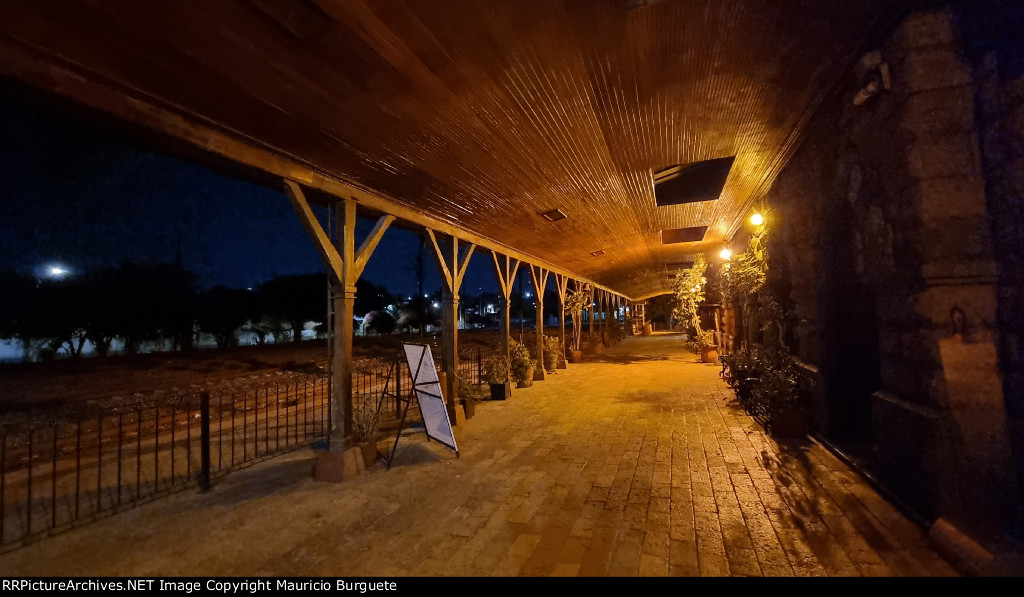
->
xmin=402 ymin=343 xmax=458 ymax=453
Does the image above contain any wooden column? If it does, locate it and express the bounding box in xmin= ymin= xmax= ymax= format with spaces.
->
xmin=554 ymin=274 xmax=569 ymax=368
xmin=427 ymin=229 xmax=475 ymax=423
xmin=529 ymin=264 xmax=549 ymax=380
xmin=491 ymin=251 xmax=521 ymax=359
xmin=588 ymin=285 xmax=595 ymax=347
xmin=284 ymin=180 xmax=392 ymax=481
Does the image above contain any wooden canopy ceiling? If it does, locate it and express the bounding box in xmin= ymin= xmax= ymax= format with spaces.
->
xmin=0 ymin=0 xmax=898 ymax=299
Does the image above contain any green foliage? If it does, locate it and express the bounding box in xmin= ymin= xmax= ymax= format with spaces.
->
xmin=196 ymin=285 xmax=253 ymax=348
xmin=563 ymin=284 xmax=592 ymax=352
xmin=607 ymin=316 xmax=625 ymax=342
xmin=721 ymin=295 xmax=801 ymax=420
xmin=726 ymin=219 xmax=769 ymax=301
xmin=508 ymin=339 xmax=534 ymax=383
xmin=690 ymin=330 xmax=716 ymax=351
xmin=671 ymin=256 xmax=709 ymax=335
xmin=363 ymin=310 xmax=397 ymax=335
xmin=484 ymin=353 xmax=511 ymax=384
xmin=351 ymin=397 xmax=383 ymax=444
xmin=542 ymin=334 xmax=561 ymax=371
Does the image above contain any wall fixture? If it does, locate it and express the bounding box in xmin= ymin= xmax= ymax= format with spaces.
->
xmin=853 ymin=50 xmax=891 ymax=106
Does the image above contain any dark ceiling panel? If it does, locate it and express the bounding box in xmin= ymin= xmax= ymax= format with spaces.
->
xmin=662 ymin=226 xmax=708 ymax=244
xmin=654 ymin=156 xmax=736 ymax=207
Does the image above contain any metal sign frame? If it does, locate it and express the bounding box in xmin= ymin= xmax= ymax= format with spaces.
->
xmin=383 ymin=343 xmax=459 ymax=469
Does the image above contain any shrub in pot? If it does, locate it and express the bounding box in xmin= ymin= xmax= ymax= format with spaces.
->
xmin=352 ymin=397 xmax=383 ymax=468
xmin=509 ymin=340 xmax=534 ymax=388
xmin=484 ymin=353 xmax=512 ymax=400
xmin=542 ymin=334 xmax=561 ymax=373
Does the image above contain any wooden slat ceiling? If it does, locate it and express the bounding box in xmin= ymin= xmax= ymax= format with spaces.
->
xmin=0 ymin=0 xmax=896 ymax=299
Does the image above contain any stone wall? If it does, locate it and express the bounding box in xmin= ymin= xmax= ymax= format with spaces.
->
xmin=758 ymin=5 xmax=1023 ymax=544
xmin=972 ymin=10 xmax=1024 ymax=538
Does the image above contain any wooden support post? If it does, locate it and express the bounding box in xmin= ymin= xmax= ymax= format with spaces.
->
xmin=529 ymin=265 xmax=549 ymax=380
xmin=491 ymin=251 xmax=521 ymax=360
xmin=588 ymin=285 xmax=595 ymax=348
xmin=285 ymin=180 xmax=393 ymax=482
xmin=427 ymin=229 xmax=475 ymax=424
xmin=554 ymin=273 xmax=569 ymax=368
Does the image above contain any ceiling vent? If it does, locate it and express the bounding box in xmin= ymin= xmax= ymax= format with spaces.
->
xmin=590 ymin=249 xmax=606 ymax=257
xmin=666 ymin=261 xmax=694 ymax=270
xmin=541 ymin=208 xmax=567 ymax=222
xmin=654 ymin=156 xmax=735 ymax=207
xmin=661 ymin=226 xmax=708 ymax=244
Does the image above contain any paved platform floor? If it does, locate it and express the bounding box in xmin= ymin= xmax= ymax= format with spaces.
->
xmin=0 ymin=333 xmax=958 ymax=577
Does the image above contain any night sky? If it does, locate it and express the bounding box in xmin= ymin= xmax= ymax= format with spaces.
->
xmin=0 ymin=85 xmax=506 ymax=298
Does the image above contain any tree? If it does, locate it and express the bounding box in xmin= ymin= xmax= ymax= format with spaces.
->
xmin=563 ymin=283 xmax=592 ymax=353
xmin=363 ymin=310 xmax=396 ymax=335
xmin=196 ymin=285 xmax=253 ymax=348
xmin=0 ymin=270 xmax=37 ymax=346
xmin=106 ymin=262 xmax=198 ymax=353
xmin=257 ymin=273 xmax=327 ymax=342
xmin=77 ymin=267 xmax=123 ymax=356
xmin=672 ymin=255 xmax=709 ymax=338
xmin=646 ymin=294 xmax=676 ymax=330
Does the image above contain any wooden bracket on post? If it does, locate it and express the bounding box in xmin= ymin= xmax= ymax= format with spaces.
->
xmin=426 ymin=229 xmax=476 ymax=422
xmin=492 ymin=251 xmax=521 ymax=357
xmin=554 ymin=273 xmax=569 ymax=367
xmin=529 ymin=264 xmax=550 ymax=378
xmin=284 ymin=179 xmax=393 ymax=481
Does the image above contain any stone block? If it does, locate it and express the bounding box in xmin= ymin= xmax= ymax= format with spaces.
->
xmin=893 ymin=10 xmax=957 ymax=50
xmin=898 ymin=48 xmax=972 ymax=94
xmin=900 ymin=86 xmax=976 ymax=136
xmin=921 ymin=216 xmax=993 ymax=262
xmin=914 ymin=284 xmax=999 ymax=328
xmin=906 ymin=131 xmax=981 ymax=179
xmin=908 ymin=176 xmax=987 ymax=221
xmin=920 ymin=260 xmax=998 ymax=282
xmin=928 ymin=517 xmax=995 ymax=576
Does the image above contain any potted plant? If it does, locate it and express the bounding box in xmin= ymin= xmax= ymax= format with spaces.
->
xmin=352 ymin=397 xmax=383 ymax=468
xmin=484 ymin=353 xmax=512 ymax=400
xmin=695 ymin=330 xmax=719 ymax=363
xmin=563 ymin=284 xmax=592 ymax=363
xmin=542 ymin=334 xmax=561 ymax=373
xmin=672 ymin=256 xmax=710 ymax=354
xmin=607 ymin=316 xmax=625 ymax=345
xmin=509 ymin=339 xmax=535 ymax=388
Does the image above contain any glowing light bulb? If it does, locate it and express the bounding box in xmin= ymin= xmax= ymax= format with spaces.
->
xmin=750 ymin=213 xmax=764 ymax=226
xmin=719 ymin=248 xmax=732 ymax=260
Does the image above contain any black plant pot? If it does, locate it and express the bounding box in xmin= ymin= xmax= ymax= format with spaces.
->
xmin=489 ymin=382 xmax=511 ymax=401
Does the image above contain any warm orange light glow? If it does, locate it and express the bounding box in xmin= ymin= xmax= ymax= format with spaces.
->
xmin=750 ymin=213 xmax=764 ymax=226
xmin=719 ymin=248 xmax=732 ymax=260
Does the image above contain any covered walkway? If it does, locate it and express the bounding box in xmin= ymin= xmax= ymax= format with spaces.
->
xmin=0 ymin=333 xmax=956 ymax=577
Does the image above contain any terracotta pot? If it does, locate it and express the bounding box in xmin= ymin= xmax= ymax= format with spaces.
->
xmin=516 ymin=368 xmax=534 ymax=388
xmin=700 ymin=345 xmax=720 ymax=363
xmin=570 ymin=350 xmax=583 ymax=363
xmin=360 ymin=441 xmax=378 ymax=469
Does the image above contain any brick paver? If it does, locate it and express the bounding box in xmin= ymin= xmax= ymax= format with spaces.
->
xmin=0 ymin=333 xmax=958 ymax=577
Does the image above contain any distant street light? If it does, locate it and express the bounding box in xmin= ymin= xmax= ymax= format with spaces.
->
xmin=45 ymin=264 xmax=70 ymax=279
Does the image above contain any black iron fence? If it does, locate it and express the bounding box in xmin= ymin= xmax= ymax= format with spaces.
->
xmin=0 ymin=348 xmax=493 ymax=552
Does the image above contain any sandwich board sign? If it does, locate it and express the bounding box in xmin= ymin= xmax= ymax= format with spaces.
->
xmin=384 ymin=343 xmax=458 ymax=469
